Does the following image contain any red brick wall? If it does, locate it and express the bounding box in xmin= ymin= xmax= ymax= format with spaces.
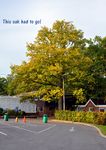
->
xmin=83 ymin=101 xmax=99 ymax=112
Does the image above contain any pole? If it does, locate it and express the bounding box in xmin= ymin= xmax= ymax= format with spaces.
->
xmin=63 ymin=77 xmax=65 ymax=110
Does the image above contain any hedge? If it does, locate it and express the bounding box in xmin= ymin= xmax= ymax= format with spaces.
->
xmin=55 ymin=110 xmax=106 ymax=125
xmin=0 ymin=108 xmax=26 ymax=118
xmin=0 ymin=108 xmax=3 ymax=115
xmin=6 ymin=109 xmax=26 ymax=117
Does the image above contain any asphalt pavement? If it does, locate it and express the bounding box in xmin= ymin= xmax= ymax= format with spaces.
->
xmin=0 ymin=119 xmax=106 ymax=150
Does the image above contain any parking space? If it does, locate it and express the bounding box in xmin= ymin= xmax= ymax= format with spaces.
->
xmin=0 ymin=118 xmax=56 ymax=135
xmin=0 ymin=119 xmax=106 ymax=150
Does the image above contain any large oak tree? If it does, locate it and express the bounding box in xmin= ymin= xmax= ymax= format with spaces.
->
xmin=8 ymin=20 xmax=94 ymax=109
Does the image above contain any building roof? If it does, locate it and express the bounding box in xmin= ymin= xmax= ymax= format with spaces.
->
xmin=78 ymin=99 xmax=106 ymax=108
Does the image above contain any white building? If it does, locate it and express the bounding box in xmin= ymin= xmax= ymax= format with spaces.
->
xmin=0 ymin=96 xmax=36 ymax=113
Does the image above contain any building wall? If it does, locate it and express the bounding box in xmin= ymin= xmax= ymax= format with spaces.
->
xmin=83 ymin=101 xmax=99 ymax=112
xmin=77 ymin=100 xmax=106 ymax=112
xmin=99 ymin=107 xmax=106 ymax=112
xmin=0 ymin=96 xmax=36 ymax=113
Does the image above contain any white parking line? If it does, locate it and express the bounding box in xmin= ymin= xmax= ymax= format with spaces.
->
xmin=11 ymin=124 xmax=56 ymax=134
xmin=11 ymin=125 xmax=37 ymax=134
xmin=0 ymin=122 xmax=56 ymax=134
xmin=37 ymin=124 xmax=56 ymax=133
xmin=0 ymin=122 xmax=37 ymax=134
xmin=0 ymin=131 xmax=7 ymax=136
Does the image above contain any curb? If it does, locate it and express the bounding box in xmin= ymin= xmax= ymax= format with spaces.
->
xmin=51 ymin=119 xmax=106 ymax=139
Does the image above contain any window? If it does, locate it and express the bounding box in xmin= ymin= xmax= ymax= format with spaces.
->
xmin=89 ymin=107 xmax=94 ymax=112
xmin=99 ymin=109 xmax=104 ymax=112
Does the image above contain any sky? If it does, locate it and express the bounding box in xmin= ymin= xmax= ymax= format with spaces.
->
xmin=0 ymin=0 xmax=106 ymax=76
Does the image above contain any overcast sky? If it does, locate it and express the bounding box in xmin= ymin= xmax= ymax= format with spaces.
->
xmin=0 ymin=0 xmax=106 ymax=76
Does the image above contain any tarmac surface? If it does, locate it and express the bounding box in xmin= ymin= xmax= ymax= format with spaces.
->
xmin=0 ymin=118 xmax=106 ymax=150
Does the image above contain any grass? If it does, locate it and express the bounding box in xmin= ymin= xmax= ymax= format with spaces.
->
xmin=96 ymin=125 xmax=106 ymax=136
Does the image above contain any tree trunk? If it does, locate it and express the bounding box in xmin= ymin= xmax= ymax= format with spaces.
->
xmin=58 ymin=98 xmax=62 ymax=110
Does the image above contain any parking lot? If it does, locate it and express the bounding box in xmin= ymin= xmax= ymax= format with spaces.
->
xmin=0 ymin=118 xmax=106 ymax=150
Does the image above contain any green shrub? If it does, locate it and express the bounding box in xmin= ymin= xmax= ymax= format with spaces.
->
xmin=18 ymin=111 xmax=26 ymax=117
xmin=7 ymin=109 xmax=17 ymax=116
xmin=54 ymin=110 xmax=106 ymax=125
xmin=4 ymin=109 xmax=26 ymax=117
xmin=0 ymin=108 xmax=3 ymax=115
xmin=94 ymin=112 xmax=106 ymax=125
xmin=85 ymin=112 xmax=94 ymax=123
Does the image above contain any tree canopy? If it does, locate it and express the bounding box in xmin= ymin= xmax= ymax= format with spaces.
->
xmin=0 ymin=77 xmax=8 ymax=95
xmin=85 ymin=36 xmax=106 ymax=100
xmin=7 ymin=20 xmax=106 ymax=109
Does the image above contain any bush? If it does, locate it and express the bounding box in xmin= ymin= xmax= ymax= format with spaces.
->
xmin=0 ymin=108 xmax=3 ymax=115
xmin=18 ymin=111 xmax=26 ymax=117
xmin=3 ymin=109 xmax=26 ymax=117
xmin=7 ymin=109 xmax=17 ymax=116
xmin=55 ymin=110 xmax=106 ymax=125
xmin=94 ymin=112 xmax=106 ymax=125
xmin=85 ymin=112 xmax=94 ymax=123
